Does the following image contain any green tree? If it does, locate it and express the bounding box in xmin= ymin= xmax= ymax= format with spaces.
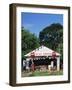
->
xmin=39 ymin=23 xmax=63 ymax=50
xmin=22 ymin=27 xmax=40 ymax=59
xmin=39 ymin=23 xmax=63 ymax=60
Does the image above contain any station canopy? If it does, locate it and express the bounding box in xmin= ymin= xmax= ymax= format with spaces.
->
xmin=25 ymin=45 xmax=60 ymax=57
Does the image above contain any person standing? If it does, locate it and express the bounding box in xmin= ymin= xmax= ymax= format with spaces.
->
xmin=31 ymin=60 xmax=35 ymax=72
xmin=29 ymin=59 xmax=32 ymax=71
xmin=23 ymin=60 xmax=26 ymax=71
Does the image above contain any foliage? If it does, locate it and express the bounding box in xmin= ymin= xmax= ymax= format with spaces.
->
xmin=39 ymin=23 xmax=63 ymax=60
xmin=21 ymin=27 xmax=40 ymax=59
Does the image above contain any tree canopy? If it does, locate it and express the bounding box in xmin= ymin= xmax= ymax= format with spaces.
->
xmin=39 ymin=23 xmax=63 ymax=60
xmin=39 ymin=23 xmax=63 ymax=50
xmin=22 ymin=27 xmax=40 ymax=59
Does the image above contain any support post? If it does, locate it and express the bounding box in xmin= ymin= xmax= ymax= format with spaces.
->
xmin=57 ymin=57 xmax=60 ymax=71
xmin=51 ymin=61 xmax=54 ymax=69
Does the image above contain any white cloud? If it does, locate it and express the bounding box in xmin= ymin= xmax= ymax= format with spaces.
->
xmin=24 ymin=23 xmax=34 ymax=28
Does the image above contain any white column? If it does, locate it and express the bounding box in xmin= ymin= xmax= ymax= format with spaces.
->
xmin=51 ymin=61 xmax=54 ymax=68
xmin=48 ymin=65 xmax=51 ymax=71
xmin=57 ymin=57 xmax=60 ymax=71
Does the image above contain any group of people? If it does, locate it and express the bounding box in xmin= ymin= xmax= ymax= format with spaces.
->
xmin=22 ymin=59 xmax=35 ymax=72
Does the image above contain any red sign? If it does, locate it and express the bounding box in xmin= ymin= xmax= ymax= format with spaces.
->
xmin=30 ymin=52 xmax=35 ymax=58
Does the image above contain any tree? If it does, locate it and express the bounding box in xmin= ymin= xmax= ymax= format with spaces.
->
xmin=39 ymin=23 xmax=63 ymax=50
xmin=22 ymin=27 xmax=40 ymax=59
xmin=39 ymin=23 xmax=63 ymax=60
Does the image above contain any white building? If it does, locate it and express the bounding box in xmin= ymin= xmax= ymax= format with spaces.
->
xmin=24 ymin=45 xmax=61 ymax=71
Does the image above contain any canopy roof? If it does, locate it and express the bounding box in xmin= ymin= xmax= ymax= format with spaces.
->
xmin=25 ymin=45 xmax=60 ymax=57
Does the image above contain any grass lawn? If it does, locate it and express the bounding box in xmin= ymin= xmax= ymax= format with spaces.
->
xmin=30 ymin=70 xmax=63 ymax=76
xmin=22 ymin=70 xmax=63 ymax=77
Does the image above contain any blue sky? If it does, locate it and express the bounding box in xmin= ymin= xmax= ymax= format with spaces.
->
xmin=21 ymin=12 xmax=63 ymax=37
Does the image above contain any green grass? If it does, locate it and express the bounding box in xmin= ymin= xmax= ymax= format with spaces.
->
xmin=30 ymin=70 xmax=63 ymax=76
xmin=22 ymin=70 xmax=63 ymax=77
